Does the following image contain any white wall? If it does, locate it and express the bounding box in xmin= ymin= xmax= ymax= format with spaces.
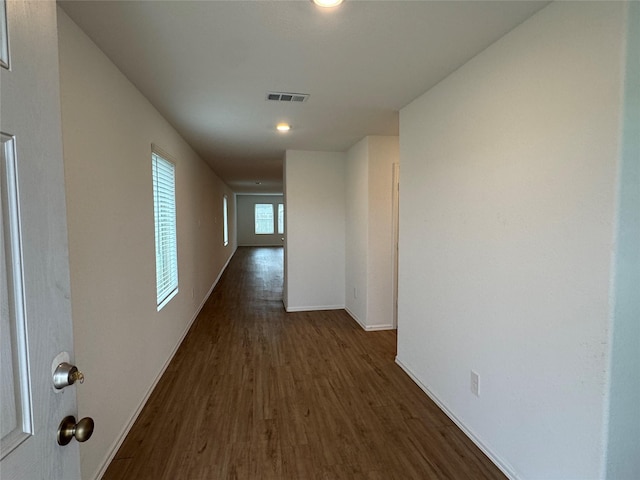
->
xmin=606 ymin=2 xmax=640 ymax=478
xmin=345 ymin=136 xmax=399 ymax=330
xmin=237 ymin=194 xmax=284 ymax=246
xmin=284 ymin=150 xmax=345 ymax=311
xmin=397 ymin=2 xmax=627 ymax=479
xmin=57 ymin=9 xmax=236 ymax=479
xmin=345 ymin=139 xmax=369 ymax=323
xmin=367 ymin=136 xmax=399 ymax=329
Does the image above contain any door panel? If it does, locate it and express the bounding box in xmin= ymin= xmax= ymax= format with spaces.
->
xmin=0 ymin=1 xmax=81 ymax=479
xmin=1 ymin=133 xmax=33 ymax=458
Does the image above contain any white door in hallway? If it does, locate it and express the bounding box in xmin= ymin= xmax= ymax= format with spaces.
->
xmin=1 ymin=1 xmax=82 ymax=479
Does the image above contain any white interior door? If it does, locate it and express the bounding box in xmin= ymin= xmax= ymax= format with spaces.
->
xmin=1 ymin=1 xmax=82 ymax=479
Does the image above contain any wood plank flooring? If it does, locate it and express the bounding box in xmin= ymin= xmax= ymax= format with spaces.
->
xmin=103 ymin=247 xmax=505 ymax=480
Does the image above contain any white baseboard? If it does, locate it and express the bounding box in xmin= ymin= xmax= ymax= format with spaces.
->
xmin=363 ymin=324 xmax=395 ymax=331
xmin=345 ymin=307 xmax=395 ymax=331
xmin=394 ymin=356 xmax=518 ymax=480
xmin=93 ymin=248 xmax=236 ymax=480
xmin=237 ymin=243 xmax=283 ymax=247
xmin=344 ymin=307 xmax=395 ymax=332
xmin=345 ymin=306 xmax=365 ymax=327
xmin=211 ymin=246 xmax=236 ymax=289
xmin=285 ymin=304 xmax=345 ymax=312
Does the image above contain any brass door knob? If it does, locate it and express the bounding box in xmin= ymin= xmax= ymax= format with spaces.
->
xmin=57 ymin=416 xmax=94 ymax=445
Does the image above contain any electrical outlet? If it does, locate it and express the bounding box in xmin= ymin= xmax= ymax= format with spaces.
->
xmin=353 ymin=287 xmax=358 ymax=299
xmin=470 ymin=370 xmax=480 ymax=397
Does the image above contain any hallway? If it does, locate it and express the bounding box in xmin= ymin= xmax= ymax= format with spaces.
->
xmin=103 ymin=247 xmax=505 ymax=479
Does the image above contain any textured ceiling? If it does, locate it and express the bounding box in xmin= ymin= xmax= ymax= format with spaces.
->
xmin=59 ymin=0 xmax=548 ymax=193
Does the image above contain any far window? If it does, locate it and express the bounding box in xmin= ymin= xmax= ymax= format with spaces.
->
xmin=255 ymin=204 xmax=274 ymax=234
xmin=277 ymin=203 xmax=284 ymax=235
xmin=223 ymin=195 xmax=229 ymax=246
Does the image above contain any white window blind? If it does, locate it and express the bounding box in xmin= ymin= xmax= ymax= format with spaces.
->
xmin=223 ymin=195 xmax=229 ymax=246
xmin=277 ymin=203 xmax=284 ymax=235
xmin=255 ymin=204 xmax=274 ymax=234
xmin=152 ymin=152 xmax=178 ymax=309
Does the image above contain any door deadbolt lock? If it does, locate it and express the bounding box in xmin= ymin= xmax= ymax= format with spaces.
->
xmin=57 ymin=416 xmax=94 ymax=445
xmin=53 ymin=362 xmax=84 ymax=389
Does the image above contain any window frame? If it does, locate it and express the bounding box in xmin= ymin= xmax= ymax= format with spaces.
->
xmin=152 ymin=149 xmax=179 ymax=310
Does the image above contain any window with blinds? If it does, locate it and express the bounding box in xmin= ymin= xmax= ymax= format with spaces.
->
xmin=223 ymin=195 xmax=229 ymax=246
xmin=277 ymin=203 xmax=284 ymax=235
xmin=254 ymin=204 xmax=274 ymax=234
xmin=152 ymin=152 xmax=178 ymax=309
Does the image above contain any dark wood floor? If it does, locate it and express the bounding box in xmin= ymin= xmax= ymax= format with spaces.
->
xmin=103 ymin=247 xmax=505 ymax=480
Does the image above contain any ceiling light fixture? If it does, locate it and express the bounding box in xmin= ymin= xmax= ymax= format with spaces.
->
xmin=312 ymin=0 xmax=343 ymax=7
xmin=276 ymin=123 xmax=291 ymax=132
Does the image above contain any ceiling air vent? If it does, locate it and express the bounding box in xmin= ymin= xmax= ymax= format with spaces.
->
xmin=266 ymin=92 xmax=310 ymax=103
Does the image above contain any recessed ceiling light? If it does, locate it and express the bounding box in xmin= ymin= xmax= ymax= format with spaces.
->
xmin=276 ymin=123 xmax=291 ymax=132
xmin=312 ymin=0 xmax=343 ymax=7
